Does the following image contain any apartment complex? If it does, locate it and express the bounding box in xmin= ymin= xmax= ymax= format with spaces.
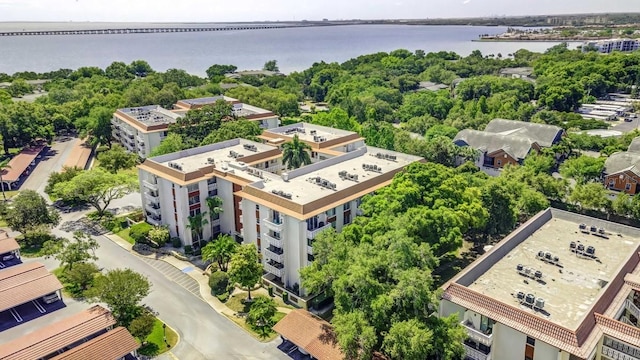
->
xmin=604 ymin=137 xmax=640 ymax=195
xmin=583 ymin=39 xmax=640 ymax=53
xmin=440 ymin=208 xmax=640 ymax=360
xmin=453 ymin=119 xmax=564 ymax=176
xmin=137 ymin=123 xmax=423 ymax=304
xmin=112 ymin=96 xmax=280 ymax=158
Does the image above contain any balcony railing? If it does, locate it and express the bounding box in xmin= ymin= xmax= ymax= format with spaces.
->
xmin=263 ymin=217 xmax=283 ymax=232
xmin=602 ymin=345 xmax=640 ymax=360
xmin=461 ymin=321 xmax=493 ymax=346
xmin=265 ymin=247 xmax=284 ymax=263
xmin=307 ymin=245 xmax=313 ymax=255
xmin=145 ymin=191 xmax=160 ymax=203
xmin=307 ymin=223 xmax=332 ymax=240
xmin=208 ymin=182 xmax=218 ymax=191
xmin=464 ymin=344 xmax=491 ymax=360
xmin=136 ymin=135 xmax=144 ymax=143
xmin=142 ymin=180 xmax=158 ymax=191
xmin=626 ymin=299 xmax=640 ymax=320
xmin=263 ymin=233 xmax=283 ymax=248
xmin=147 ymin=216 xmax=162 ymax=227
xmin=264 ymin=263 xmax=284 ymax=278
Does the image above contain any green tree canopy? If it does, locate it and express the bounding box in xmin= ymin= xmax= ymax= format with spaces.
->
xmin=7 ymin=190 xmax=60 ymax=234
xmin=97 ymin=144 xmax=138 ymax=173
xmin=202 ymin=234 xmax=237 ymax=272
xmin=87 ymin=268 xmax=151 ymax=326
xmin=228 ymin=244 xmax=262 ymax=300
xmin=282 ymin=134 xmax=312 ymax=170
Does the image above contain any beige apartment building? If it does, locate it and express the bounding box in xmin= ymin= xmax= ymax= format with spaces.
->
xmin=137 ymin=123 xmax=423 ymax=305
xmin=112 ymin=96 xmax=280 ymax=158
xmin=441 ymin=208 xmax=640 ymax=360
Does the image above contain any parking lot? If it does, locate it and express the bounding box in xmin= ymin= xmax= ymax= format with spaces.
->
xmin=277 ymin=340 xmax=313 ymax=360
xmin=0 ymin=296 xmax=66 ymax=332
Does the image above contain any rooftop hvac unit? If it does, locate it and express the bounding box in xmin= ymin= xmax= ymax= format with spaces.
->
xmin=553 ymin=256 xmax=559 ymax=263
xmin=537 ymin=251 xmax=544 ymax=259
xmin=579 ymin=223 xmax=587 ymax=230
xmin=272 ymin=190 xmax=279 ymax=194
xmin=590 ymin=225 xmax=597 ymax=233
xmin=577 ymin=244 xmax=585 ymax=252
xmin=598 ymin=228 xmax=606 ymax=235
xmin=534 ymin=270 xmax=543 ymax=279
xmin=517 ymin=291 xmax=525 ymax=300
xmin=586 ymin=246 xmax=596 ymax=255
xmin=570 ymin=241 xmax=577 ymax=249
xmin=310 ymin=130 xmax=317 ymax=135
xmin=207 ymin=157 xmax=215 ymax=164
xmin=330 ymin=183 xmax=336 ymax=190
xmin=516 ymin=264 xmax=524 ymax=271
xmin=535 ymin=298 xmax=545 ymax=309
xmin=525 ymin=294 xmax=535 ymax=305
xmin=545 ymin=252 xmax=552 ymax=261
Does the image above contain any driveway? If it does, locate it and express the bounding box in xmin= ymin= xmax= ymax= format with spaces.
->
xmin=611 ymin=117 xmax=640 ymax=133
xmin=21 ymin=137 xmax=80 ymax=197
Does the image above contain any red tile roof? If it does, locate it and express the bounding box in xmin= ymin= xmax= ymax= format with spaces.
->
xmin=0 ymin=305 xmax=117 ymax=360
xmin=595 ymin=313 xmax=640 ymax=348
xmin=49 ymin=326 xmax=139 ymax=360
xmin=1 ymin=145 xmax=45 ymax=183
xmin=625 ymin=273 xmax=640 ymax=290
xmin=0 ymin=237 xmax=19 ymax=254
xmin=273 ymin=310 xmax=344 ymax=360
xmin=63 ymin=140 xmax=93 ymax=170
xmin=0 ymin=262 xmax=62 ymax=312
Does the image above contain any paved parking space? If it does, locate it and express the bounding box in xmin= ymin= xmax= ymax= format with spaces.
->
xmin=277 ymin=340 xmax=312 ymax=360
xmin=138 ymin=257 xmax=202 ymax=298
xmin=0 ymin=257 xmax=22 ymax=269
xmin=0 ymin=298 xmax=66 ymax=332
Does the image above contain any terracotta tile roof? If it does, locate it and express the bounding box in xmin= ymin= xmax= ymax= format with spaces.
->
xmin=0 ymin=262 xmax=62 ymax=312
xmin=273 ymin=310 xmax=344 ymax=360
xmin=0 ymin=305 xmax=117 ymax=360
xmin=443 ymin=283 xmax=581 ymax=354
xmin=595 ymin=313 xmax=640 ymax=348
xmin=0 ymin=237 xmax=19 ymax=254
xmin=49 ymin=326 xmax=139 ymax=360
xmin=625 ymin=273 xmax=640 ymax=290
xmin=63 ymin=140 xmax=93 ymax=169
xmin=1 ymin=145 xmax=45 ymax=183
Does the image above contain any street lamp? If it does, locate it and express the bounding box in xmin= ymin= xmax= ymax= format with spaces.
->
xmin=162 ymin=323 xmax=168 ymax=348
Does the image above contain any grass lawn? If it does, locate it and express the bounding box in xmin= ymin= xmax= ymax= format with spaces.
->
xmin=225 ymin=293 xmax=252 ymax=313
xmin=225 ymin=311 xmax=286 ymax=342
xmin=20 ymin=245 xmax=45 ymax=258
xmin=116 ymin=228 xmax=135 ymax=244
xmin=138 ymin=318 xmax=179 ymax=356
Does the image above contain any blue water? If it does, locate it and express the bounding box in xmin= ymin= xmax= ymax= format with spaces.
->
xmin=0 ymin=24 xmax=572 ymax=75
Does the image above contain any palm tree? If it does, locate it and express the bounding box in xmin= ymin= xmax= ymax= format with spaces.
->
xmin=205 ymin=196 xmax=223 ymax=235
xmin=0 ymin=159 xmax=10 ymax=201
xmin=186 ymin=212 xmax=208 ymax=249
xmin=201 ymin=234 xmax=237 ymax=272
xmin=282 ymin=134 xmax=312 ymax=170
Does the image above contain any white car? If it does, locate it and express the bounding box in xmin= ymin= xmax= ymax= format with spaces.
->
xmin=1 ymin=254 xmax=14 ymax=261
xmin=42 ymin=293 xmax=60 ymax=304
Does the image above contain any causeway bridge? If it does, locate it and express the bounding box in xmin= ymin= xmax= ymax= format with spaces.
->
xmin=0 ymin=24 xmax=324 ymax=37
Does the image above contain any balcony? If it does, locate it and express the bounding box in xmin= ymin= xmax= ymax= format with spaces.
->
xmin=307 ymin=223 xmax=332 ymax=240
xmin=263 ymin=217 xmax=283 ymax=232
xmin=602 ymin=345 xmax=640 ymax=360
xmin=145 ymin=203 xmax=161 ymax=216
xmin=626 ymin=299 xmax=640 ymax=319
xmin=147 ymin=216 xmax=162 ymax=227
xmin=142 ymin=180 xmax=158 ymax=191
xmin=265 ymin=246 xmax=284 ymax=263
xmin=307 ymin=245 xmax=313 ymax=255
xmin=265 ymin=261 xmax=284 ymax=278
xmin=263 ymin=233 xmax=283 ymax=248
xmin=208 ymin=182 xmax=218 ymax=191
xmin=136 ymin=135 xmax=144 ymax=143
xmin=461 ymin=321 xmax=493 ymax=346
xmin=464 ymin=344 xmax=491 ymax=360
xmin=145 ymin=191 xmax=160 ymax=203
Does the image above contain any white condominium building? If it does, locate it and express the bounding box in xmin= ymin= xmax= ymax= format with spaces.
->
xmin=583 ymin=38 xmax=640 ymax=53
xmin=137 ymin=123 xmax=423 ymax=306
xmin=112 ymin=96 xmax=280 ymax=158
xmin=441 ymin=208 xmax=640 ymax=360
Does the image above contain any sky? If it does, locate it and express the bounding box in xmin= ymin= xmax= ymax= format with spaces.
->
xmin=0 ymin=0 xmax=639 ymax=23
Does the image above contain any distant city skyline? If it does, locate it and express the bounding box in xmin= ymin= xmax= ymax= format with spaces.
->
xmin=0 ymin=0 xmax=639 ymax=23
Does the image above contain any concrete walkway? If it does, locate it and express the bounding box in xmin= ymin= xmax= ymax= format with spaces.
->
xmin=104 ymin=233 xmax=292 ymax=322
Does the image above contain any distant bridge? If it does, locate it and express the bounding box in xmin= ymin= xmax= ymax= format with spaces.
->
xmin=0 ymin=24 xmax=328 ymax=36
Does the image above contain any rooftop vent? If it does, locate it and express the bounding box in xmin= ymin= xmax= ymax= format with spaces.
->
xmin=243 ymin=144 xmax=258 ymax=152
xmin=207 ymin=157 xmax=215 ymax=164
xmin=168 ymin=162 xmax=183 ymax=171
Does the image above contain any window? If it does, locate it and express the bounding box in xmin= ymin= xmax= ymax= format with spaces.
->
xmin=212 ymin=225 xmax=221 ymax=234
xmin=187 ymin=184 xmax=199 ymax=192
xmin=256 ymin=204 xmax=260 ymax=210
xmin=626 ymin=183 xmax=632 ymax=190
xmin=343 ymin=202 xmax=351 ymax=211
xmin=189 ymin=208 xmax=201 ymax=217
xmin=344 ymin=212 xmax=351 ymax=225
xmin=188 ymin=195 xmax=200 ymax=205
xmin=526 ymin=337 xmax=535 ymax=346
xmin=325 ymin=208 xmax=336 ymax=217
xmin=497 ymin=160 xmax=502 ymax=166
xmin=307 ymin=238 xmax=314 ymax=246
xmin=207 ymin=178 xmax=217 ymax=185
xmin=208 ymin=189 xmax=218 ymax=197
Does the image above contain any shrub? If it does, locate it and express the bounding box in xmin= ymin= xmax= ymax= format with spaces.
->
xmin=216 ymin=292 xmax=229 ymax=302
xmin=208 ymin=271 xmax=230 ymax=295
xmin=147 ymin=226 xmax=170 ymax=247
xmin=171 ymin=237 xmax=182 ymax=248
xmin=129 ymin=223 xmax=153 ymax=244
xmin=184 ymin=245 xmax=193 ymax=255
xmin=128 ymin=314 xmax=156 ymax=342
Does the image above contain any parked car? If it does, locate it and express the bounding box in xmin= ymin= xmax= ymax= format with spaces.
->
xmin=42 ymin=293 xmax=60 ymax=304
xmin=1 ymin=254 xmax=14 ymax=261
xmin=625 ymin=117 xmax=634 ymax=122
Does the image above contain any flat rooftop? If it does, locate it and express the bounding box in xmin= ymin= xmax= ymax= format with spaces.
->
xmin=117 ymin=105 xmax=182 ymax=127
xmin=263 ymin=123 xmax=358 ymax=145
xmin=254 ymin=146 xmax=422 ymax=205
xmin=467 ymin=214 xmax=640 ymax=330
xmin=175 ymin=96 xmax=275 ymax=117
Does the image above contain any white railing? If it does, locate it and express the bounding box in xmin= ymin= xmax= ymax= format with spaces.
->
xmin=602 ymin=345 xmax=640 ymax=360
xmin=307 ymin=245 xmax=313 ymax=255
xmin=307 ymin=223 xmax=332 ymax=240
xmin=208 ymin=182 xmax=218 ymax=191
xmin=143 ymin=180 xmax=158 ymax=191
xmin=263 ymin=233 xmax=283 ymax=248
xmin=264 ymin=248 xmax=284 ymax=263
xmin=264 ymin=165 xmax=282 ymax=173
xmin=147 ymin=217 xmax=162 ymax=226
xmin=461 ymin=322 xmax=493 ymax=346
xmin=136 ymin=135 xmax=144 ymax=143
xmin=263 ymin=217 xmax=283 ymax=232
xmin=145 ymin=191 xmax=160 ymax=203
xmin=626 ymin=299 xmax=640 ymax=320
xmin=464 ymin=344 xmax=490 ymax=360
xmin=621 ymin=316 xmax=635 ymax=326
xmin=145 ymin=204 xmax=161 ymax=216
xmin=264 ymin=263 xmax=284 ymax=277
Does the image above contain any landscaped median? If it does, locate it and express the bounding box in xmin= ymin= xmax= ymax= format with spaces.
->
xmin=137 ymin=318 xmax=179 ymax=356
xmin=223 ymin=292 xmax=287 ymax=342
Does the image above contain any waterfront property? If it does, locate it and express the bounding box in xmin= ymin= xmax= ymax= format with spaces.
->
xmin=453 ymin=118 xmax=564 ymax=176
xmin=604 ymin=137 xmax=640 ymax=194
xmin=137 ymin=123 xmax=423 ymax=306
xmin=112 ymin=96 xmax=280 ymax=158
xmin=583 ymin=38 xmax=640 ymax=53
xmin=0 ymin=305 xmax=139 ymax=360
xmin=440 ymin=208 xmax=640 ymax=360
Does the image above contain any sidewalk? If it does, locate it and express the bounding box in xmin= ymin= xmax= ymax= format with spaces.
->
xmin=103 ymin=233 xmax=293 ymax=317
